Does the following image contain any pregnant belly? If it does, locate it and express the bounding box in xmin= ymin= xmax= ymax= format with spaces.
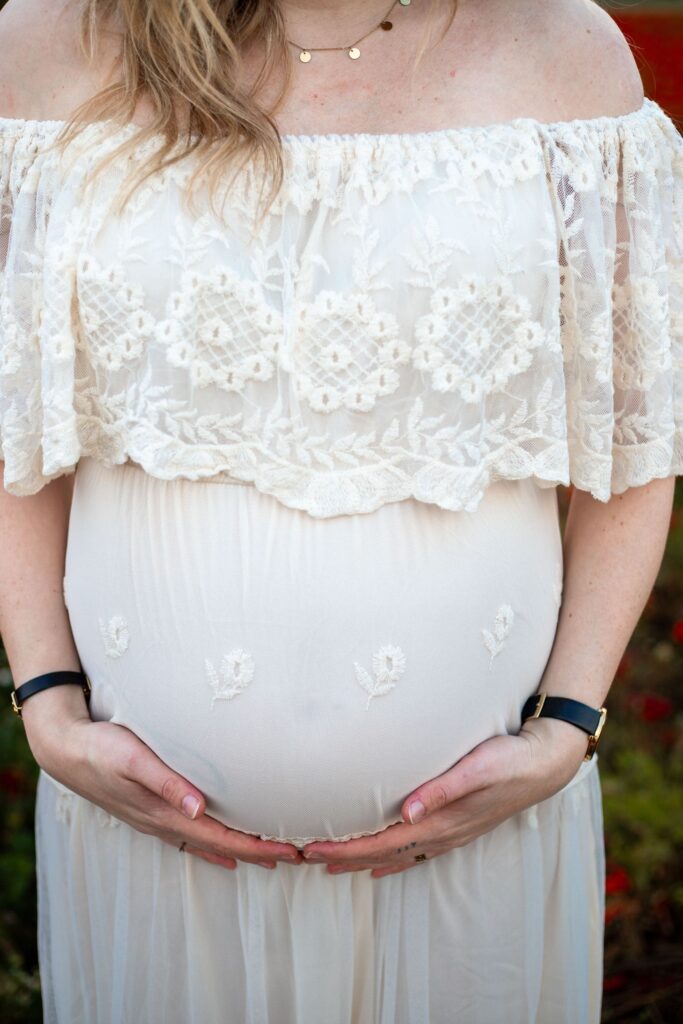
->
xmin=64 ymin=457 xmax=564 ymax=846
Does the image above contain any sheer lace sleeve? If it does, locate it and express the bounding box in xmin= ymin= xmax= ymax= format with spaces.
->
xmin=544 ymin=103 xmax=683 ymax=498
xmin=0 ymin=119 xmax=82 ymax=494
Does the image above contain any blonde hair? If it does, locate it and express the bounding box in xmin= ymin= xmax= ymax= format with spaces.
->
xmin=53 ymin=0 xmax=459 ymax=226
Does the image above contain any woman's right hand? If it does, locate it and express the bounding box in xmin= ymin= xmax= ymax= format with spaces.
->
xmin=21 ymin=686 xmax=303 ymax=870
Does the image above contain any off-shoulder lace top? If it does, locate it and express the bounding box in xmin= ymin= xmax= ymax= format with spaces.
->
xmin=1 ymin=97 xmax=682 ymax=516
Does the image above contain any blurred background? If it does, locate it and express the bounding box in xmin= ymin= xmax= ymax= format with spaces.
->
xmin=1 ymin=0 xmax=682 ymax=1021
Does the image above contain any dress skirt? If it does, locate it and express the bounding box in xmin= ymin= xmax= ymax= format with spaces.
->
xmin=35 ymin=456 xmax=606 ymax=1024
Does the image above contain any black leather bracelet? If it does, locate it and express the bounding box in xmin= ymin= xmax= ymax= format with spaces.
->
xmin=10 ymin=670 xmax=92 ymax=719
xmin=521 ymin=693 xmax=608 ymax=761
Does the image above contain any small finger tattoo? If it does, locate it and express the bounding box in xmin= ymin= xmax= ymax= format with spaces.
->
xmin=395 ymin=841 xmax=418 ymax=854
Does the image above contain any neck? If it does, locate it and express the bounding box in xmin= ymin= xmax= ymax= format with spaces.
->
xmin=279 ymin=0 xmax=400 ymax=44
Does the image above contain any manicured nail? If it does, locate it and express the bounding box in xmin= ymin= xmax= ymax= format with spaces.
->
xmin=408 ymin=799 xmax=426 ymax=824
xmin=303 ymin=852 xmax=323 ymax=860
xmin=182 ymin=795 xmax=200 ymax=819
xmin=258 ymin=861 xmax=276 ymax=869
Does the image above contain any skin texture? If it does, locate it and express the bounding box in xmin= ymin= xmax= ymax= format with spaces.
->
xmin=0 ymin=0 xmax=676 ymax=875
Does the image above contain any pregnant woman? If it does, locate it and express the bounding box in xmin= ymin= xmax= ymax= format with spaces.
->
xmin=1 ymin=0 xmax=681 ymax=1021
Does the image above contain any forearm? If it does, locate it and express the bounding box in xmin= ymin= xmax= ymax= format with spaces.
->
xmin=0 ymin=463 xmax=88 ymax=752
xmin=536 ymin=477 xmax=676 ymax=708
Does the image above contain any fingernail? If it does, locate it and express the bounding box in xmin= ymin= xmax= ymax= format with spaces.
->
xmin=258 ymin=861 xmax=276 ymax=869
xmin=303 ymin=852 xmax=323 ymax=861
xmin=283 ymin=854 xmax=300 ymax=863
xmin=182 ymin=795 xmax=200 ymax=819
xmin=408 ymin=799 xmax=426 ymax=824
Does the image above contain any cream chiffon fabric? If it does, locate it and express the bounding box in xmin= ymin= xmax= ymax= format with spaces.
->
xmin=34 ymin=456 xmax=605 ymax=1023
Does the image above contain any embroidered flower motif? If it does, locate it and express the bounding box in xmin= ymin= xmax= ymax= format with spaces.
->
xmin=354 ymin=644 xmax=406 ymax=710
xmin=567 ymin=160 xmax=597 ymax=193
xmin=158 ymin=267 xmax=284 ymax=394
xmin=55 ymin=790 xmax=74 ymax=825
xmin=413 ymin=276 xmax=546 ymax=403
xmin=95 ymin=806 xmax=121 ymax=829
xmin=524 ymin=805 xmax=539 ymax=830
xmin=98 ymin=615 xmax=130 ymax=658
xmin=481 ymin=604 xmax=515 ymax=661
xmin=205 ymin=649 xmax=255 ymax=704
xmin=292 ymin=291 xmax=406 ymax=414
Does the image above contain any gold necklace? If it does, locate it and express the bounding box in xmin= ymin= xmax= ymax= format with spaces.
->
xmin=287 ymin=0 xmax=412 ymax=63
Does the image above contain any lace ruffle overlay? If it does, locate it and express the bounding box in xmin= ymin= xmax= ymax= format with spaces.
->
xmin=1 ymin=97 xmax=682 ymax=515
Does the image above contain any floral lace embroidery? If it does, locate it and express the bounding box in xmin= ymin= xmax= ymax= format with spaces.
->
xmin=1 ymin=99 xmax=682 ymax=515
xmin=412 ymin=275 xmax=546 ymax=402
xmin=205 ymin=648 xmax=255 ymax=704
xmin=524 ymin=805 xmax=539 ymax=830
xmin=481 ymin=604 xmax=515 ymax=662
xmin=292 ymin=291 xmax=410 ymax=414
xmin=157 ymin=266 xmax=284 ymax=393
xmin=354 ymin=644 xmax=406 ymax=710
xmin=78 ymin=254 xmax=155 ymax=372
xmin=55 ymin=789 xmax=74 ymax=825
xmin=94 ymin=806 xmax=122 ymax=829
xmin=98 ymin=615 xmax=130 ymax=658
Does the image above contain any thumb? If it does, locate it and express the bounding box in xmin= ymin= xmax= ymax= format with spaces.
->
xmin=401 ymin=750 xmax=487 ymax=824
xmin=127 ymin=742 xmax=207 ymax=820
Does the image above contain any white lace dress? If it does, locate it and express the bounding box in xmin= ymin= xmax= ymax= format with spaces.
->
xmin=1 ymin=97 xmax=682 ymax=1024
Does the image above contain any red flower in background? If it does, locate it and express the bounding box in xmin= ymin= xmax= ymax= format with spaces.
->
xmin=626 ymin=692 xmax=675 ymax=722
xmin=627 ymin=693 xmax=675 ymax=722
xmin=606 ymin=865 xmax=633 ymax=895
xmin=671 ymin=619 xmax=683 ymax=644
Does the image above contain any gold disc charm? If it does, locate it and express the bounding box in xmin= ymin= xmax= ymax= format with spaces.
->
xmin=348 ymin=47 xmax=361 ymax=59
xmin=299 ymin=50 xmax=312 ymax=62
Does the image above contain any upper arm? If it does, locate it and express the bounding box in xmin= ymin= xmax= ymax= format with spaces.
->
xmin=0 ymin=0 xmax=120 ymax=121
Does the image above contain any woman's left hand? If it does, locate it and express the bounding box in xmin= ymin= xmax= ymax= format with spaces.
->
xmin=301 ymin=715 xmax=590 ymax=877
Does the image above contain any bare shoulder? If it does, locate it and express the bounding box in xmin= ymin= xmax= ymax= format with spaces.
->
xmin=520 ymin=0 xmax=645 ymax=119
xmin=0 ymin=0 xmax=122 ymax=121
xmin=461 ymin=0 xmax=645 ymax=123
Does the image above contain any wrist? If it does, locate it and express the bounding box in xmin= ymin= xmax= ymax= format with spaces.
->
xmin=21 ymin=684 xmax=91 ymax=769
xmin=519 ymin=714 xmax=590 ymax=775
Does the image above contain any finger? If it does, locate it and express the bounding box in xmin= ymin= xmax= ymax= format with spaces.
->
xmin=401 ymin=748 xmax=490 ymax=823
xmin=185 ymin=846 xmax=276 ymax=871
xmin=371 ymin=863 xmax=415 ymax=879
xmin=120 ymin=738 xmax=207 ymax=821
xmin=303 ymin=824 xmax=409 ymax=865
xmin=180 ymin=844 xmax=237 ymax=870
xmin=216 ymin=826 xmax=302 ymax=864
xmin=326 ymin=862 xmax=373 ymax=874
xmin=153 ymin=806 xmax=303 ymax=864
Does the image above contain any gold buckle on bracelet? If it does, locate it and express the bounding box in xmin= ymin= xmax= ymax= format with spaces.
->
xmin=529 ymin=692 xmax=547 ymax=717
xmin=584 ymin=706 xmax=608 ymax=761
